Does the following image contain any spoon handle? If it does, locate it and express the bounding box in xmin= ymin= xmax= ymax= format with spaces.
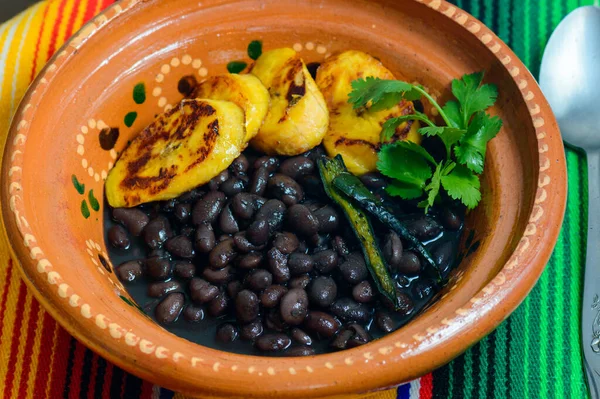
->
xmin=582 ymin=150 xmax=600 ymax=399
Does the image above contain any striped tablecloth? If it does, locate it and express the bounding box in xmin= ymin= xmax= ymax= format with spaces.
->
xmin=0 ymin=0 xmax=590 ymax=398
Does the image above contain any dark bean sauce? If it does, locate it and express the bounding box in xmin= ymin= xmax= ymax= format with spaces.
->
xmin=104 ymin=146 xmax=464 ymax=356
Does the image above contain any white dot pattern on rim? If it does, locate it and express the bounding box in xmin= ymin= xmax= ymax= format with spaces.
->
xmin=153 ymin=54 xmax=207 ymax=112
xmin=4 ymin=0 xmax=557 ymax=382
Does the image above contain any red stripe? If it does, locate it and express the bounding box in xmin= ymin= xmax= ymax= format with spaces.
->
xmin=67 ymin=343 xmax=87 ymax=399
xmin=419 ymin=373 xmax=433 ymax=399
xmin=3 ymin=282 xmax=29 ymax=397
xmin=0 ymin=259 xmax=14 ymax=335
xmin=86 ymin=354 xmax=99 ymax=399
xmin=140 ymin=381 xmax=154 ymax=399
xmin=32 ymin=313 xmax=59 ymax=399
xmin=100 ymin=0 xmax=117 ymax=11
xmin=16 ymin=299 xmax=41 ymax=399
xmin=101 ymin=362 xmax=114 ymax=399
xmin=29 ymin=4 xmax=51 ymax=81
xmin=63 ymin=0 xmax=81 ymax=42
xmin=82 ymin=0 xmax=99 ymax=24
xmin=46 ymin=0 xmax=69 ymax=60
xmin=47 ymin=328 xmax=73 ymax=399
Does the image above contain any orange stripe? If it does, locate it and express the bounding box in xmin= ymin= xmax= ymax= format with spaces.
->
xmin=69 ymin=0 xmax=88 ymax=38
xmin=29 ymin=2 xmax=50 ymax=81
xmin=17 ymin=298 xmax=40 ymax=399
xmin=3 ymin=282 xmax=29 ymax=398
xmin=83 ymin=0 xmax=99 ymax=24
xmin=0 ymin=263 xmax=22 ymax=398
xmin=8 ymin=290 xmax=35 ymax=399
xmin=46 ymin=0 xmax=69 ymax=60
xmin=0 ymin=259 xmax=14 ymax=338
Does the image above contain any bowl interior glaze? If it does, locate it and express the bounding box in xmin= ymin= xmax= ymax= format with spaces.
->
xmin=1 ymin=0 xmax=566 ymax=397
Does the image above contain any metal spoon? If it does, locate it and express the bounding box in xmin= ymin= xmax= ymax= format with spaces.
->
xmin=540 ymin=6 xmax=600 ymax=398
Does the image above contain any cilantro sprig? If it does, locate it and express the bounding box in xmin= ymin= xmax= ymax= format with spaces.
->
xmin=348 ymin=72 xmax=501 ymax=212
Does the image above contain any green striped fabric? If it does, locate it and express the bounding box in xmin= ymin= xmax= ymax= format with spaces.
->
xmin=432 ymin=1 xmax=592 ymax=398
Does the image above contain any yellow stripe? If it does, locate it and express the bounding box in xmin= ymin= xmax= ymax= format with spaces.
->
xmin=72 ymin=0 xmax=89 ymax=35
xmin=0 ymin=273 xmax=24 ymax=397
xmin=94 ymin=0 xmax=103 ymax=16
xmin=44 ymin=322 xmax=61 ymax=399
xmin=25 ymin=305 xmax=46 ymax=399
xmin=56 ymin=0 xmax=77 ymax=48
xmin=8 ymin=290 xmax=34 ymax=399
xmin=32 ymin=0 xmax=61 ymax=78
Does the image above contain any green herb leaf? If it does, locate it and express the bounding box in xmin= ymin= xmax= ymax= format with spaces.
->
xmin=386 ymin=180 xmax=424 ymax=199
xmin=418 ymin=126 xmax=466 ymax=156
xmin=348 ymin=77 xmax=421 ymax=112
xmin=442 ymin=100 xmax=461 ymax=128
xmin=247 ymin=40 xmax=263 ymax=60
xmin=377 ymin=141 xmax=436 ymax=190
xmin=381 ymin=111 xmax=435 ymax=142
xmin=451 ymin=72 xmax=498 ymax=128
xmin=440 ymin=164 xmax=481 ymax=209
xmin=124 ymin=112 xmax=137 ymax=128
xmin=418 ymin=163 xmax=443 ymax=213
xmin=71 ymin=175 xmax=85 ymax=195
xmin=454 ymin=111 xmax=502 ymax=173
xmin=227 ymin=61 xmax=248 ymax=74
xmin=133 ymin=83 xmax=146 ymax=104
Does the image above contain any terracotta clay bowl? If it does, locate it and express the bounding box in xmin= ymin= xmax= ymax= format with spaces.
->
xmin=1 ymin=0 xmax=566 ymax=397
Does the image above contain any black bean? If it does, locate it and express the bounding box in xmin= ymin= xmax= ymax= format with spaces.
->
xmin=285 ymin=346 xmax=315 ymax=356
xmin=249 ymin=166 xmax=269 ymax=196
xmin=183 ymin=305 xmax=205 ymax=322
xmin=331 ymin=324 xmax=371 ymax=350
xmin=383 ymin=232 xmax=403 ymax=268
xmin=208 ymin=239 xmax=237 ymax=269
xmin=441 ymin=208 xmax=462 ymax=230
xmin=359 ymin=172 xmax=387 ymax=190
xmin=268 ymin=174 xmax=304 ymax=206
xmin=265 ymin=309 xmax=288 ymax=331
xmin=290 ymin=328 xmax=312 ymax=346
xmin=207 ymin=292 xmax=229 ymax=316
xmin=308 ymin=233 xmax=329 ymax=251
xmin=267 ymin=247 xmax=290 ymax=283
xmin=339 ymin=253 xmax=368 ymax=284
xmin=280 ymin=288 xmax=309 ymax=325
xmin=235 ymin=290 xmax=260 ymax=323
xmin=189 ymin=278 xmax=219 ymax=304
xmin=330 ymin=327 xmax=353 ymax=350
xmin=303 ymin=311 xmax=341 ymax=338
xmin=396 ymin=251 xmax=421 ymax=275
xmin=219 ymin=205 xmax=239 ymax=234
xmin=298 ymin=174 xmax=326 ymax=198
xmin=255 ymin=333 xmax=291 ymax=352
xmin=237 ymin=252 xmax=264 ymax=269
xmin=208 ymin=169 xmax=230 ymax=191
xmin=313 ymin=206 xmax=339 ymax=234
xmin=231 ymin=193 xmax=265 ymax=219
xmin=143 ymin=216 xmax=173 ymax=249
xmin=396 ymin=291 xmax=415 ymax=316
xmin=155 ymin=293 xmax=184 ymax=324
xmin=307 ymin=276 xmax=337 ymax=308
xmin=260 ymin=285 xmax=288 ymax=308
xmin=180 ymin=226 xmax=195 ymax=237
xmin=178 ymin=188 xmax=204 ymax=203
xmin=297 ymin=240 xmax=308 ymax=253
xmin=195 ymin=223 xmax=216 ymax=253
xmin=254 ymin=199 xmax=286 ymax=233
xmin=202 ymin=265 xmax=234 ymax=284
xmin=253 ymin=156 xmax=279 ymax=172
xmin=247 ymin=219 xmax=270 ymax=245
xmin=375 ymin=310 xmax=395 ymax=333
xmin=173 ymin=260 xmax=195 ymax=279
xmin=288 ymin=253 xmax=314 ymax=275
xmin=148 ymin=280 xmax=182 ymax=298
xmin=145 ymin=255 xmax=172 ymax=281
xmin=108 ymin=225 xmax=130 ymax=250
xmin=312 ymin=250 xmax=338 ymax=273
xmin=116 ymin=260 xmax=143 ymax=282
xmin=245 ymin=269 xmax=273 ymax=292
xmin=279 ymin=157 xmax=314 ymax=179
xmin=161 ymin=199 xmax=177 ymax=213
xmin=165 ymin=235 xmax=195 ymax=259
xmin=304 ymin=146 xmax=326 ymax=163
xmin=352 ymin=281 xmax=373 ymax=303
xmin=406 ymin=216 xmax=442 ymax=241
xmin=227 ymin=280 xmax=242 ymax=299
xmin=330 ymin=298 xmax=371 ymax=324
xmin=230 ymin=154 xmax=249 ymax=175
xmin=216 ymin=323 xmax=238 ymax=342
xmin=240 ymin=320 xmax=264 ymax=340
xmin=233 ymin=232 xmax=265 ymax=253
xmin=273 ymin=232 xmax=299 ymax=254
xmin=332 ymin=236 xmax=350 ymax=257
xmin=412 ymin=279 xmax=435 ymax=300
xmin=432 ymin=241 xmax=454 ymax=273
xmin=286 ymin=204 xmax=319 ymax=236
xmin=146 ymin=202 xmax=161 ymax=219
xmin=289 ymin=274 xmax=311 ymax=290
xmin=221 ymin=177 xmax=246 ymax=197
xmin=173 ymin=203 xmax=192 ymax=223
xmin=192 ymin=191 xmax=226 ymax=225
xmin=112 ymin=208 xmax=149 ymax=236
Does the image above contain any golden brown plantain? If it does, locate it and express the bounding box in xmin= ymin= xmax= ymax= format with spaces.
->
xmin=316 ymin=50 xmax=421 ymax=175
xmin=191 ymin=74 xmax=269 ymax=143
xmin=105 ymin=99 xmax=246 ymax=208
xmin=250 ymin=48 xmax=329 ymax=156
